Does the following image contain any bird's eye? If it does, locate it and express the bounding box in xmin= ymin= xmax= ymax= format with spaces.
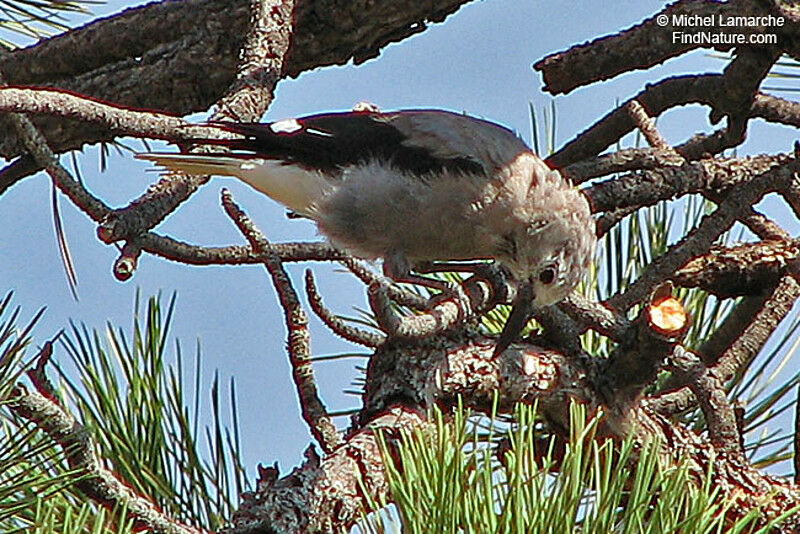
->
xmin=538 ymin=267 xmax=556 ymax=284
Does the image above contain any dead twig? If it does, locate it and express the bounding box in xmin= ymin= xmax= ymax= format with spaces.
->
xmin=220 ymin=189 xmax=341 ymax=454
xmin=304 ymin=269 xmax=385 ymax=348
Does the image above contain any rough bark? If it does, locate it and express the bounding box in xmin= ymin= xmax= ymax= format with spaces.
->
xmin=5 ymin=0 xmax=800 ymax=532
xmin=0 ymin=0 xmax=472 ymax=162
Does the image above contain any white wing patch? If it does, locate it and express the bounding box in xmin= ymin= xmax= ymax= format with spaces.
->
xmin=270 ymin=118 xmax=303 ymax=134
xmin=305 ymin=128 xmax=333 ymax=137
xmin=352 ymin=101 xmax=381 ymax=112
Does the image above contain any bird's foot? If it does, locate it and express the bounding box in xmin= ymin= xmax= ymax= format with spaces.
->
xmin=426 ymin=279 xmax=473 ymax=318
xmin=383 ymin=255 xmax=482 ymax=319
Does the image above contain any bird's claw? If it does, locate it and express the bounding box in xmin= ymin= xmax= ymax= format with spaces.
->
xmin=427 ymin=280 xmax=474 ymax=319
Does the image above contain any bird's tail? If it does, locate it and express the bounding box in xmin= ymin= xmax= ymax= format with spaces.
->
xmin=136 ymin=153 xmax=328 ymax=216
xmin=137 ymin=153 xmax=244 ymax=177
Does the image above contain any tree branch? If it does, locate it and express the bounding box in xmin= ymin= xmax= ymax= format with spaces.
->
xmin=10 ymin=343 xmax=202 ymax=534
xmin=608 ymin=159 xmax=797 ymax=310
xmin=304 ymin=269 xmax=385 ymax=348
xmin=220 ymin=189 xmax=341 ymax=454
xmin=0 ymin=0 xmax=473 ymax=167
xmin=534 ymin=0 xmax=784 ymax=96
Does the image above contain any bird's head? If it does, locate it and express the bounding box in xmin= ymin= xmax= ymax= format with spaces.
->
xmin=493 ymin=166 xmax=597 ymax=356
xmin=502 ymin=213 xmax=596 ymax=306
xmin=497 ymin=165 xmax=596 ymax=301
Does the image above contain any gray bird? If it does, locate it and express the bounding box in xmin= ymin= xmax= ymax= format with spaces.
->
xmin=137 ymin=108 xmax=597 ymax=355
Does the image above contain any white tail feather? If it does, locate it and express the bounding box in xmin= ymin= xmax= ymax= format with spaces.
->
xmin=137 ymin=153 xmax=329 ymax=216
xmin=137 ymin=153 xmax=244 ymax=176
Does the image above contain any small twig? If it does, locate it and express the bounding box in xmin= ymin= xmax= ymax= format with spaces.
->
xmin=363 ymin=263 xmax=514 ymax=339
xmin=136 ymin=233 xmax=344 ymax=266
xmin=557 ymin=292 xmax=630 ymax=341
xmin=667 ymin=345 xmax=743 ymax=457
xmin=0 ymin=87 xmax=223 ymax=143
xmin=583 ymin=154 xmax=788 ymax=238
xmin=625 ymin=100 xmax=679 ymax=155
xmin=608 ymin=159 xmax=797 ymax=310
xmin=96 ymin=172 xmax=212 ymax=245
xmin=366 ymin=282 xmax=463 ymax=339
xmin=675 ymin=118 xmax=747 ymax=161
xmin=341 ymin=258 xmax=430 ymax=310
xmin=5 ymin=103 xmax=109 ymax=222
xmin=25 ymin=333 xmax=62 ymax=400
xmin=547 ymin=74 xmax=721 ymax=167
xmin=304 ymin=269 xmax=385 ymax=348
xmin=0 ymin=154 xmax=37 ymax=196
xmin=621 ymin=100 xmax=782 ymax=242
xmin=563 ymin=147 xmax=684 ymax=183
xmin=113 ymin=242 xmax=142 ymax=282
xmin=736 ymin=211 xmax=790 ymax=241
xmin=532 ymin=305 xmax=583 ymax=356
xmin=609 ymin=202 xmax=730 ymax=310
xmin=220 ymin=189 xmax=341 ymax=453
xmin=595 ymin=206 xmax=639 ymax=237
xmin=697 ymin=294 xmax=775 ymax=367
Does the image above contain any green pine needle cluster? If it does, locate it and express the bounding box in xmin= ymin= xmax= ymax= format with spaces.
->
xmin=0 ymin=292 xmax=247 ymax=533
xmin=0 ymin=0 xmax=98 ymax=48
xmin=362 ymin=402 xmax=793 ymax=534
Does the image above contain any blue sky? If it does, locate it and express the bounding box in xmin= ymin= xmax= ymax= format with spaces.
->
xmin=3 ymin=0 xmax=800 ymax=478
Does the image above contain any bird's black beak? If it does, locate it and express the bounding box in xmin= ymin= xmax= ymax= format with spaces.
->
xmin=493 ymin=282 xmax=535 ymax=357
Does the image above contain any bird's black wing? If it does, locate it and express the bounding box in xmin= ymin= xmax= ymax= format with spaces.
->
xmin=188 ymin=111 xmax=486 ymax=176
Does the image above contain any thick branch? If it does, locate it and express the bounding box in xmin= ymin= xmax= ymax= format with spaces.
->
xmin=535 ymin=0 xmax=783 ymax=95
xmin=584 ymin=153 xmax=791 ymax=214
xmin=226 ymin=408 xmax=425 ymax=534
xmin=214 ymin=0 xmax=297 ymax=122
xmin=671 ymin=240 xmax=800 ymax=297
xmin=0 ymin=0 xmax=472 ymax=163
